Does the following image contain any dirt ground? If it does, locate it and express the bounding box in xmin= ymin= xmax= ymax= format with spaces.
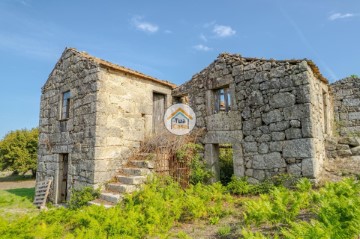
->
xmin=0 ymin=180 xmax=35 ymax=190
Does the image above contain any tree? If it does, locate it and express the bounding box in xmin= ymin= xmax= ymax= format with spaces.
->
xmin=0 ymin=128 xmax=38 ymax=176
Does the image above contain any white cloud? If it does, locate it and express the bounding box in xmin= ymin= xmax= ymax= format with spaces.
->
xmin=193 ymin=44 xmax=212 ymax=52
xmin=329 ymin=13 xmax=356 ymax=21
xmin=131 ymin=16 xmax=159 ymax=33
xmin=200 ymin=34 xmax=207 ymax=42
xmin=213 ymin=24 xmax=236 ymax=37
xmin=164 ymin=30 xmax=172 ymax=34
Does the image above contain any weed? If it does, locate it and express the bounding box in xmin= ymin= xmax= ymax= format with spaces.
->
xmin=217 ymin=225 xmax=231 ymax=237
xmin=67 ymin=186 xmax=100 ymax=209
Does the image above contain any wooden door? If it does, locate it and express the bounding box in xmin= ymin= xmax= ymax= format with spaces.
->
xmin=153 ymin=93 xmax=166 ymax=135
xmin=58 ymin=154 xmax=68 ymax=203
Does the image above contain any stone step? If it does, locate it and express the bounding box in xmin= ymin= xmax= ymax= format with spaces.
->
xmin=122 ymin=167 xmax=151 ymax=176
xmin=88 ymin=199 xmax=115 ymax=208
xmin=116 ymin=175 xmax=147 ymax=185
xmin=107 ymin=183 xmax=138 ymax=193
xmin=135 ymin=153 xmax=156 ymax=161
xmin=129 ymin=160 xmax=155 ymax=169
xmin=99 ymin=192 xmax=123 ymax=204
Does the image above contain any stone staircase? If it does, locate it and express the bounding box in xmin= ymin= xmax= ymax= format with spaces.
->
xmin=88 ymin=153 xmax=155 ymax=208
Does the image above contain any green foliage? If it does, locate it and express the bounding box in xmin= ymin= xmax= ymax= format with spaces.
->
xmin=68 ymin=186 xmax=100 ymax=210
xmin=219 ymin=145 xmax=234 ymax=185
xmin=226 ymin=174 xmax=299 ymax=197
xmin=241 ymin=228 xmax=269 ymax=239
xmin=0 ymin=176 xmax=234 ymax=238
xmin=241 ymin=178 xmax=360 ymax=239
xmin=350 ymin=74 xmax=359 ymax=78
xmin=176 ymin=143 xmax=213 ymax=184
xmin=217 ymin=225 xmax=231 ymax=237
xmin=226 ymin=176 xmax=275 ymax=195
xmin=176 ymin=231 xmax=192 ymax=239
xmin=0 ymin=128 xmax=38 ymax=176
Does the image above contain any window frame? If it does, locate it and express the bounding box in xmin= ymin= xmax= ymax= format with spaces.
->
xmin=61 ymin=91 xmax=71 ymax=120
xmin=214 ymin=86 xmax=231 ymax=113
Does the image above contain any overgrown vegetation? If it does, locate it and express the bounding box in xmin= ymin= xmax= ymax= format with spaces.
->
xmin=241 ymin=177 xmax=360 ymax=238
xmin=67 ymin=186 xmax=100 ymax=209
xmin=176 ymin=143 xmax=213 ymax=184
xmin=0 ymin=128 xmax=38 ymax=176
xmin=1 ymin=176 xmax=360 ymax=238
xmin=0 ymin=176 xmax=234 ymax=238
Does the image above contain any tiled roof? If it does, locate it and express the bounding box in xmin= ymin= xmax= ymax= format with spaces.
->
xmin=68 ymin=48 xmax=177 ymax=88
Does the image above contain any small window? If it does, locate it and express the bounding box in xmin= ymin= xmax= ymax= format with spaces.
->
xmin=61 ymin=91 xmax=71 ymax=120
xmin=214 ymin=87 xmax=231 ymax=113
xmin=174 ymin=95 xmax=189 ymax=104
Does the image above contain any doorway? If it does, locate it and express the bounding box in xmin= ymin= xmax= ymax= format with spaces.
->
xmin=153 ymin=93 xmax=166 ymax=135
xmin=219 ymin=144 xmax=234 ymax=185
xmin=58 ymin=154 xmax=68 ymax=203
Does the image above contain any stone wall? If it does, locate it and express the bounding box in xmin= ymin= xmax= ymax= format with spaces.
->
xmin=173 ymin=53 xmax=331 ymax=182
xmin=93 ymin=68 xmax=173 ymax=185
xmin=331 ymin=77 xmax=360 ymax=137
xmin=37 ymin=48 xmax=174 ymax=203
xmin=37 ymin=49 xmax=100 ymax=203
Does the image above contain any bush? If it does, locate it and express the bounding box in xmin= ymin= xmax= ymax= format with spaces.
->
xmin=67 ymin=186 xmax=100 ymax=209
xmin=176 ymin=143 xmax=213 ymax=185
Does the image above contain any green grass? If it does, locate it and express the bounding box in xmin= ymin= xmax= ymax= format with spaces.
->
xmin=0 ymin=188 xmax=38 ymax=221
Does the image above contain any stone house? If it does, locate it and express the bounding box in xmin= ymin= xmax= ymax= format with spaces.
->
xmin=37 ymin=48 xmax=359 ymax=204
xmin=173 ymin=53 xmax=333 ymax=183
xmin=36 ymin=48 xmax=175 ymax=203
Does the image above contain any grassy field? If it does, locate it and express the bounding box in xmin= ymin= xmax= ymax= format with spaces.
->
xmin=0 ymin=187 xmax=38 ymax=221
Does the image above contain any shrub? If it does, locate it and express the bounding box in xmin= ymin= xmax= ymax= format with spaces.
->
xmin=176 ymin=143 xmax=213 ymax=184
xmin=68 ymin=186 xmax=100 ymax=209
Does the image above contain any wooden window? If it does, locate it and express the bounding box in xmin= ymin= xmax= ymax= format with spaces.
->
xmin=61 ymin=91 xmax=71 ymax=120
xmin=214 ymin=87 xmax=231 ymax=113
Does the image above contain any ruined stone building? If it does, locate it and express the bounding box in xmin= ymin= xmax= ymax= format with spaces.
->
xmin=36 ymin=48 xmax=360 ymax=204
xmin=37 ymin=48 xmax=175 ymax=203
xmin=173 ymin=54 xmax=333 ymax=183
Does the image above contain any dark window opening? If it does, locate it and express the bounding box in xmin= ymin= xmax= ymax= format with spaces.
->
xmin=61 ymin=91 xmax=71 ymax=120
xmin=322 ymin=90 xmax=328 ymax=134
xmin=214 ymin=87 xmax=231 ymax=113
xmin=173 ymin=95 xmax=189 ymax=104
xmin=58 ymin=153 xmax=69 ymax=203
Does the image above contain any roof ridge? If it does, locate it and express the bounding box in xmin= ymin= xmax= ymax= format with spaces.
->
xmin=217 ymin=52 xmax=328 ymax=84
xmin=66 ymin=48 xmax=177 ymax=88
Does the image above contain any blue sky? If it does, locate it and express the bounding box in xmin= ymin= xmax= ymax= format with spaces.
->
xmin=0 ymin=0 xmax=359 ymax=138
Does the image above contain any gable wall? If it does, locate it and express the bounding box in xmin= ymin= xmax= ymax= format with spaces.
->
xmin=37 ymin=50 xmax=101 ymax=202
xmin=174 ymin=55 xmax=331 ymax=182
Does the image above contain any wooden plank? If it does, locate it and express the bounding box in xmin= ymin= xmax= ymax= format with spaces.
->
xmin=33 ymin=179 xmax=52 ymax=208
